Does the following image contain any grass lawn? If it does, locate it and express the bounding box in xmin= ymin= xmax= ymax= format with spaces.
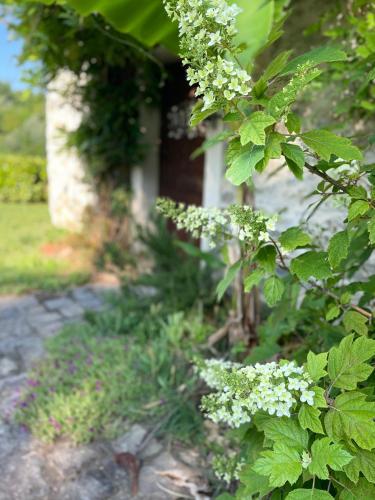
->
xmin=0 ymin=203 xmax=91 ymax=295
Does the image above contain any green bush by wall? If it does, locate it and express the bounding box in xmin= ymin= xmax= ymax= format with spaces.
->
xmin=0 ymin=154 xmax=47 ymax=203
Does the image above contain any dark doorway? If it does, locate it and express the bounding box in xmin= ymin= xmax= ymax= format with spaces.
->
xmin=159 ymin=62 xmax=204 ymax=206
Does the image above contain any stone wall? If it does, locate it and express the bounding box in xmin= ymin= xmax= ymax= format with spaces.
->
xmin=46 ymin=70 xmax=97 ymax=232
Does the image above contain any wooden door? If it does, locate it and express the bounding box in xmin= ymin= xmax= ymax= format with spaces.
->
xmin=159 ymin=62 xmax=204 ymax=207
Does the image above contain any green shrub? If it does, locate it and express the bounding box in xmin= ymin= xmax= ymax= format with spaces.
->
xmin=0 ymin=154 xmax=47 ymax=203
xmin=15 ymin=311 xmax=208 ymax=444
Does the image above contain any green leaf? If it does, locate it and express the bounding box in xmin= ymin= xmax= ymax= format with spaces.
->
xmin=262 ymin=417 xmax=308 ymax=453
xmin=328 ymin=231 xmax=349 ymax=268
xmin=306 ymin=352 xmax=328 ymax=382
xmin=190 ymin=101 xmax=220 ymax=127
xmin=282 ymin=143 xmax=305 ymax=169
xmin=191 ymin=130 xmax=232 ymax=159
xmin=325 ymin=391 xmax=375 ymax=450
xmin=216 ymin=260 xmax=242 ymax=301
xmin=286 ymin=489 xmax=334 ymax=499
xmin=238 ymin=468 xmax=272 ymax=499
xmin=234 ymin=0 xmax=275 ymax=66
xmin=312 ymin=386 xmax=328 ymax=409
xmin=308 ymin=437 xmax=353 ymax=480
xmin=344 ymin=447 xmax=375 ymax=484
xmin=226 ymin=145 xmax=264 ymax=185
xmin=262 ymin=132 xmax=284 ymax=168
xmin=279 ymin=46 xmax=347 ymax=76
xmin=339 ymin=477 xmax=375 ymax=500
xmin=264 ymin=276 xmax=285 ymax=306
xmin=368 ymin=215 xmax=375 ymax=245
xmin=268 ymin=68 xmax=321 ymax=119
xmin=254 ymin=245 xmax=277 ymax=273
xmin=298 ymin=404 xmax=324 ymax=434
xmin=260 ymin=50 xmax=293 ymax=83
xmin=327 ymin=334 xmax=375 ymax=390
xmin=290 ymin=251 xmax=332 ymax=281
xmin=301 ymin=130 xmax=363 ymax=161
xmin=343 ymin=311 xmax=368 ymax=336
xmin=226 ymin=138 xmax=242 ymax=165
xmin=348 ymin=200 xmax=370 ymax=221
xmin=282 ymin=142 xmax=305 ymax=179
xmin=285 ymin=112 xmax=301 ymax=134
xmin=39 ymin=0 xmax=179 ymax=50
xmin=239 ymin=112 xmax=276 ymax=146
xmin=244 ymin=268 xmax=264 ymax=292
xmin=279 ymin=227 xmax=311 ymax=251
xmin=253 ymin=442 xmax=303 ymax=487
xmin=326 ymin=305 xmax=341 ymax=321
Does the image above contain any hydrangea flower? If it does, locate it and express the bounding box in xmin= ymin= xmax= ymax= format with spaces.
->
xmin=156 ymin=198 xmax=277 ymax=248
xmin=164 ymin=0 xmax=251 ymax=110
xmin=197 ymin=359 xmax=315 ymax=428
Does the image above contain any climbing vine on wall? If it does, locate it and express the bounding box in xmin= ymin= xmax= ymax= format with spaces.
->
xmin=6 ymin=2 xmax=163 ymax=185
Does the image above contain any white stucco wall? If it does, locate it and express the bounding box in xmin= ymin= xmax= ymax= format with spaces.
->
xmin=46 ymin=70 xmax=97 ymax=232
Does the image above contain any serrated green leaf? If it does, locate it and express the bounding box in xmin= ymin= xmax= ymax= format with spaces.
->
xmin=279 ymin=46 xmax=347 ymax=75
xmin=301 ymin=130 xmax=363 ymax=161
xmin=343 ymin=311 xmax=368 ymax=336
xmin=253 ymin=442 xmax=303 ymax=487
xmin=286 ymin=489 xmax=334 ymax=500
xmin=312 ymin=386 xmax=328 ymax=409
xmin=238 ymin=468 xmax=272 ymax=498
xmin=262 ymin=417 xmax=308 ymax=452
xmin=325 ymin=391 xmax=375 ymax=450
xmin=308 ymin=437 xmax=353 ymax=480
xmin=290 ymin=251 xmax=331 ymax=281
xmin=306 ymin=352 xmax=328 ymax=382
xmin=264 ymin=276 xmax=285 ymax=306
xmin=368 ymin=215 xmax=375 ymax=245
xmin=226 ymin=138 xmax=242 ymax=165
xmin=254 ymin=245 xmax=277 ymax=273
xmin=348 ymin=200 xmax=370 ymax=221
xmin=226 ymin=145 xmax=264 ymax=185
xmin=190 ymin=101 xmax=220 ymax=127
xmin=279 ymin=227 xmax=312 ymax=251
xmin=239 ymin=112 xmax=276 ymax=146
xmin=326 ymin=305 xmax=341 ymax=321
xmin=285 ymin=112 xmax=301 ymax=134
xmin=298 ymin=404 xmax=324 ymax=434
xmin=328 ymin=231 xmax=349 ymax=268
xmin=216 ymin=260 xmax=242 ymax=301
xmin=344 ymin=447 xmax=375 ymax=484
xmin=244 ymin=268 xmax=264 ymax=292
xmin=339 ymin=477 xmax=375 ymax=500
xmin=327 ymin=334 xmax=375 ymax=390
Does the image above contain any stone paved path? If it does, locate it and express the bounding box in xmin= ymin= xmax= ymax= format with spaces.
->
xmin=0 ymin=287 xmax=209 ymax=500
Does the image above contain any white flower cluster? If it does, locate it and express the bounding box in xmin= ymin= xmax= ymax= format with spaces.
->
xmin=164 ymin=0 xmax=251 ymax=110
xmin=212 ymin=452 xmax=245 ymax=484
xmin=229 ymin=205 xmax=278 ymax=244
xmin=198 ymin=358 xmax=315 ymax=428
xmin=156 ymin=198 xmax=277 ymax=248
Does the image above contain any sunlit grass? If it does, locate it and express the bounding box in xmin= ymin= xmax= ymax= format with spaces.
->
xmin=0 ymin=203 xmax=91 ymax=294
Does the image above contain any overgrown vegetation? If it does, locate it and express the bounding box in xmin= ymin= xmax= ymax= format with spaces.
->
xmin=0 ymin=82 xmax=45 ymax=157
xmin=15 ymin=221 xmax=221 ymax=444
xmin=159 ymin=0 xmax=375 ymax=498
xmin=15 ymin=313 xmax=206 ymax=444
xmin=0 ymin=154 xmax=46 ymax=202
xmin=6 ymin=3 xmax=162 ymax=185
